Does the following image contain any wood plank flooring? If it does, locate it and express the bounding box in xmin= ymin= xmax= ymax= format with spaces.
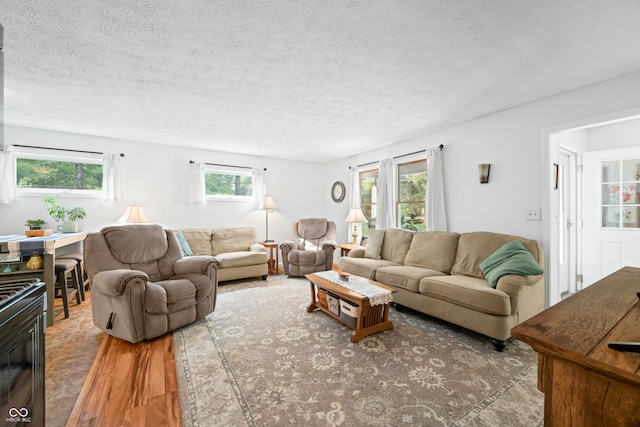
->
xmin=66 ymin=333 xmax=180 ymax=426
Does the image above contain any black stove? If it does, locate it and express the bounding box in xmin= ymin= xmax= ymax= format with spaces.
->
xmin=0 ymin=278 xmax=46 ymax=426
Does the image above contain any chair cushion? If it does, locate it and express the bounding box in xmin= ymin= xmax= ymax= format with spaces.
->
xmin=145 ymin=279 xmax=196 ymax=314
xmin=297 ymin=218 xmax=329 ymax=240
xmin=287 ymin=249 xmax=327 ymax=266
xmin=102 ymin=224 xmax=168 ymax=263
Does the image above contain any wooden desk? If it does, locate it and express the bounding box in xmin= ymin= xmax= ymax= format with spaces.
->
xmin=1 ymin=232 xmax=88 ymax=326
xmin=260 ymin=241 xmax=279 ymax=275
xmin=511 ymin=267 xmax=640 ymax=426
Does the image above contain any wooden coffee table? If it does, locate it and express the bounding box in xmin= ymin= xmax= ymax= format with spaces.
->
xmin=305 ymin=271 xmax=395 ymax=342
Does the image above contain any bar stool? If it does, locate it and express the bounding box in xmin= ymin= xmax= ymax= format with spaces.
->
xmin=54 ymin=259 xmax=82 ymax=319
xmin=57 ymin=252 xmax=89 ymax=298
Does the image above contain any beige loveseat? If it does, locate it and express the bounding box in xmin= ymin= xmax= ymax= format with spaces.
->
xmin=176 ymin=227 xmax=269 ymax=282
xmin=338 ymin=229 xmax=545 ymax=351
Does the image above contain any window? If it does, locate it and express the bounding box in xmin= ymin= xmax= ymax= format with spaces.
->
xmin=16 ymin=151 xmax=102 ymax=193
xmin=359 ymin=168 xmax=379 ymax=235
xmin=397 ymin=160 xmax=427 ymax=231
xmin=602 ymin=159 xmax=640 ymax=229
xmin=204 ymin=166 xmax=254 ymax=199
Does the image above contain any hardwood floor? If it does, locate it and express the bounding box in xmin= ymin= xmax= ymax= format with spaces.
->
xmin=66 ymin=334 xmax=180 ymax=427
xmin=46 ymin=291 xmax=181 ymax=426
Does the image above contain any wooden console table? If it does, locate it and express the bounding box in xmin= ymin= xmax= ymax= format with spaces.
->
xmin=511 ymin=267 xmax=640 ymax=426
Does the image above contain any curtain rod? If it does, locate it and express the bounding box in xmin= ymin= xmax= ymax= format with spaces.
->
xmin=393 ymin=144 xmax=444 ymax=161
xmin=13 ymin=144 xmax=125 ymax=157
xmin=189 ymin=160 xmax=266 ymax=171
xmin=350 ymin=144 xmax=444 ymax=169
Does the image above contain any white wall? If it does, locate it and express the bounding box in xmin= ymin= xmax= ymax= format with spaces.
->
xmin=587 ymin=117 xmax=640 ymax=150
xmin=0 ymin=125 xmax=328 ymax=243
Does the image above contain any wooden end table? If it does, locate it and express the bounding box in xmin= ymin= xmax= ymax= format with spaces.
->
xmin=305 ymin=271 xmax=395 ymax=342
xmin=338 ymin=243 xmax=361 ymax=257
xmin=260 ymin=241 xmax=279 ymax=275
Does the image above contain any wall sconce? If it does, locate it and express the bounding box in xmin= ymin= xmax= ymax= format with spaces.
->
xmin=478 ymin=164 xmax=491 ymax=184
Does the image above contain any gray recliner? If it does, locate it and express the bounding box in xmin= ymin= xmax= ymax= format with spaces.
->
xmin=280 ymin=218 xmax=337 ymax=277
xmin=84 ymin=224 xmax=219 ymax=343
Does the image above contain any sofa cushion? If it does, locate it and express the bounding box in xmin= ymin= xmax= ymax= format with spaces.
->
xmin=380 ymin=228 xmax=414 ymax=264
xmin=216 ymin=251 xmax=269 ymax=269
xmin=175 ymin=231 xmax=194 ymax=257
xmin=211 ymin=227 xmax=258 ymax=254
xmin=404 ymin=231 xmax=460 ymax=273
xmin=338 ymin=257 xmax=399 ymax=280
xmin=479 ymin=240 xmax=544 ymax=288
xmin=450 ymin=232 xmax=541 ymax=279
xmin=419 ymin=275 xmax=512 ymax=316
xmin=364 ymin=229 xmax=385 ymax=259
xmin=375 ymin=265 xmax=446 ymax=292
xmin=179 ymin=229 xmax=214 ymax=256
xmin=103 ymin=224 xmax=168 ymax=263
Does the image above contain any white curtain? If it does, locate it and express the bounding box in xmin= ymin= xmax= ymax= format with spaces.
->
xmin=190 ymin=161 xmax=206 ymax=205
xmin=349 ymin=166 xmax=361 ymax=209
xmin=253 ymin=168 xmax=266 ymax=208
xmin=0 ymin=145 xmax=17 ymax=204
xmin=101 ymin=153 xmax=123 ymax=203
xmin=376 ymin=158 xmax=395 ymax=229
xmin=425 ymin=146 xmax=447 ymax=231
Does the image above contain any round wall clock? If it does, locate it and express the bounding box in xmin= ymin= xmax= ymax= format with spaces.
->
xmin=331 ymin=181 xmax=346 ymax=203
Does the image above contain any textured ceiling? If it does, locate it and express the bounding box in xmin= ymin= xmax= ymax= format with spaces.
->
xmin=1 ymin=1 xmax=640 ymax=163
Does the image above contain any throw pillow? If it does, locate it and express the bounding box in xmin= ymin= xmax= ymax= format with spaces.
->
xmin=364 ymin=229 xmax=385 ymax=259
xmin=479 ymin=240 xmax=544 ymax=288
xmin=175 ymin=231 xmax=194 ymax=257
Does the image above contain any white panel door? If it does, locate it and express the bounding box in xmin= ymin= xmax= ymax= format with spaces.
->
xmin=582 ymin=148 xmax=640 ymax=287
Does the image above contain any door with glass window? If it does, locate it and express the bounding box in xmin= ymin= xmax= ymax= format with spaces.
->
xmin=582 ymin=148 xmax=640 ymax=287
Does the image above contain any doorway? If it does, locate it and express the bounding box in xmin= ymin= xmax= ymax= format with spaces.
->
xmin=558 ymin=147 xmax=578 ymax=298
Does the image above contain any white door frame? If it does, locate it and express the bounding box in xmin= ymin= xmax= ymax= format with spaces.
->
xmin=541 ymin=107 xmax=640 ymax=308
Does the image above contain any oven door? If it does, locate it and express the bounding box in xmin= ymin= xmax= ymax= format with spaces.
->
xmin=0 ymin=289 xmax=45 ymax=426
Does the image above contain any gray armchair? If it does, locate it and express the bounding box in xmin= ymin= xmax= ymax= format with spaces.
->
xmin=84 ymin=224 xmax=219 ymax=343
xmin=280 ymin=218 xmax=337 ymax=276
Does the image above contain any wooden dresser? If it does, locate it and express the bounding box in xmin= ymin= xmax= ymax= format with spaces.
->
xmin=511 ymin=267 xmax=640 ymax=426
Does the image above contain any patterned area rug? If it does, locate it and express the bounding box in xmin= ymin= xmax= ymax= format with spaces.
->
xmin=174 ymin=276 xmax=543 ymax=426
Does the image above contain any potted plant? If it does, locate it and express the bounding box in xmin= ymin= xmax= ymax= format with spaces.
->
xmin=25 ymin=219 xmax=47 ymax=230
xmin=43 ymin=195 xmax=87 ymax=232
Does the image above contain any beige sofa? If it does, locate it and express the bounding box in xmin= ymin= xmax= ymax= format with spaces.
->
xmin=338 ymin=229 xmax=545 ymax=351
xmin=177 ymin=227 xmax=269 ymax=282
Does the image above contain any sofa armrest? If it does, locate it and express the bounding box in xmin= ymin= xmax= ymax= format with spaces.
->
xmin=496 ymin=273 xmax=545 ymax=318
xmin=174 ymin=256 xmax=220 ymax=276
xmin=347 ymin=248 xmax=366 ymax=258
xmin=92 ymin=270 xmax=148 ymax=296
xmin=250 ymin=243 xmax=267 ymax=253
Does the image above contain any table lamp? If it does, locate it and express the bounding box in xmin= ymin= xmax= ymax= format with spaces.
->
xmin=345 ymin=208 xmax=367 ymax=245
xmin=117 ymin=204 xmax=150 ymax=223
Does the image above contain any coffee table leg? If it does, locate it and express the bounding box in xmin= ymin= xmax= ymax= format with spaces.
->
xmin=307 ymin=281 xmax=317 ymax=313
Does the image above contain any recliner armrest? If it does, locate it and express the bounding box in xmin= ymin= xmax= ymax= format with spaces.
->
xmin=320 ymin=241 xmax=337 ymax=250
xmin=279 ymin=240 xmax=298 ymax=251
xmin=174 ymin=255 xmax=220 ymax=276
xmin=92 ymin=270 xmax=148 ymax=296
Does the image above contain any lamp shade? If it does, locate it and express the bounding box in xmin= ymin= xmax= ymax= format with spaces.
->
xmin=345 ymin=208 xmax=367 ymax=223
xmin=117 ymin=204 xmax=150 ymax=223
xmin=263 ymin=195 xmax=277 ymax=210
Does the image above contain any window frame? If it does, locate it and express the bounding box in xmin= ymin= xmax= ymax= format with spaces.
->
xmin=601 ymin=158 xmax=640 ymax=229
xmin=203 ymin=164 xmax=255 ymax=202
xmin=396 ymin=158 xmax=427 ymax=231
xmin=14 ymin=148 xmax=103 ymax=197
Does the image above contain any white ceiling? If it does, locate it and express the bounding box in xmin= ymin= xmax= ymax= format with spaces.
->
xmin=1 ymin=0 xmax=640 ymax=163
